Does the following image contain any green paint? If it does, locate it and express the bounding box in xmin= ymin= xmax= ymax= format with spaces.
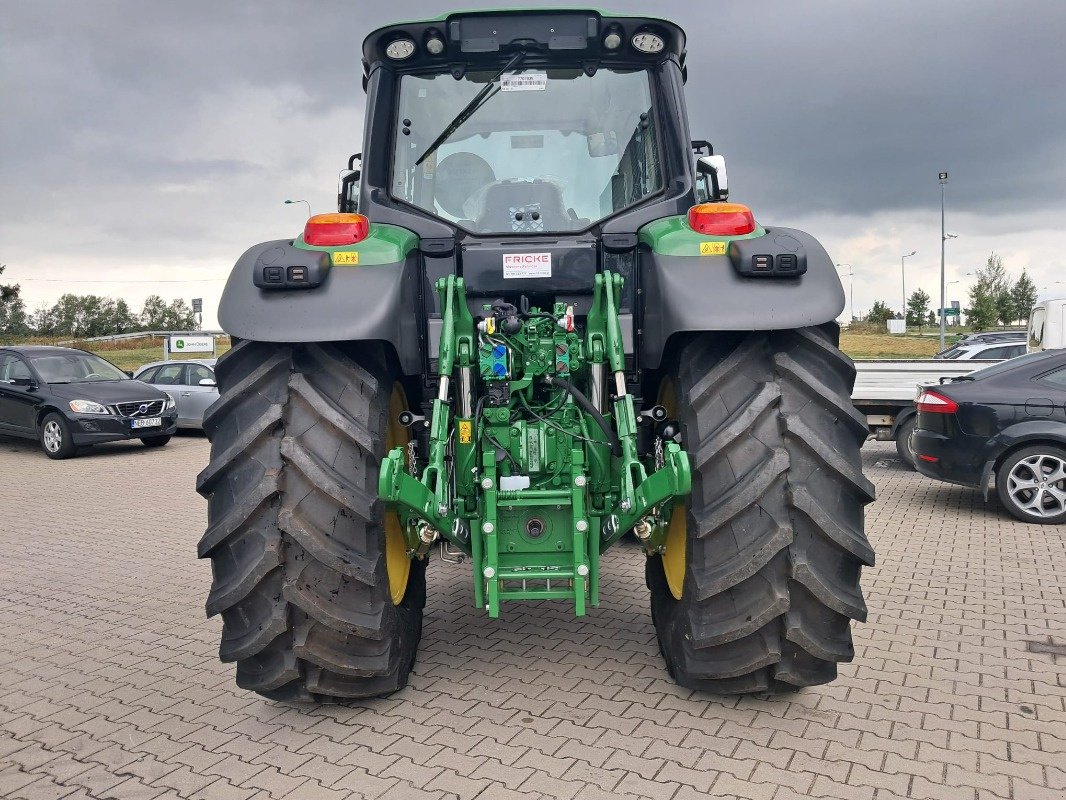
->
xmin=293 ymin=223 xmax=417 ymax=266
xmin=639 ymin=215 xmax=766 ymax=257
xmin=378 ymin=272 xmax=691 ymax=619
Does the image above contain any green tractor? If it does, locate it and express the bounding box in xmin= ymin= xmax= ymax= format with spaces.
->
xmin=198 ymin=9 xmax=875 ymax=701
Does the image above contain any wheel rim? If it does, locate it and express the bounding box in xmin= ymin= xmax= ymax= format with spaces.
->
xmin=43 ymin=420 xmax=63 ymax=453
xmin=1006 ymin=454 xmax=1066 ymax=518
xmin=385 ymin=384 xmax=412 ymax=605
xmin=657 ymin=378 xmax=686 ymax=600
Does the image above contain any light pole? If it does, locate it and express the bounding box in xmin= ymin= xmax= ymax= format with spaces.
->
xmin=901 ymin=250 xmax=916 ymax=327
xmin=835 ymin=263 xmax=854 ymax=322
xmin=284 ymin=199 xmax=312 ymax=218
xmin=938 ymin=171 xmax=949 ymax=350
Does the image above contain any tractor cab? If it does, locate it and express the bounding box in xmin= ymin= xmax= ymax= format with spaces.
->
xmin=342 ymin=10 xmax=698 ymax=235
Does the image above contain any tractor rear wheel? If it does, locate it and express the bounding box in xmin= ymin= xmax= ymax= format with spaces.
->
xmin=197 ymin=340 xmax=425 ymax=701
xmin=648 ymin=325 xmax=875 ymax=694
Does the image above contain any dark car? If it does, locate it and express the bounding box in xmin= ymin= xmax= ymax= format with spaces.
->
xmin=909 ymin=349 xmax=1066 ymax=524
xmin=0 ymin=346 xmax=178 ymax=459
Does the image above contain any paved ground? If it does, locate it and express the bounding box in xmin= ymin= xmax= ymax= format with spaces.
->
xmin=0 ymin=434 xmax=1063 ymax=800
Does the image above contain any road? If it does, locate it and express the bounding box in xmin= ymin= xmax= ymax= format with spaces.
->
xmin=0 ymin=435 xmax=1063 ymax=799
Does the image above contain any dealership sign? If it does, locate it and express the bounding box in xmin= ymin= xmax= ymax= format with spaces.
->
xmin=169 ymin=335 xmax=213 ymax=353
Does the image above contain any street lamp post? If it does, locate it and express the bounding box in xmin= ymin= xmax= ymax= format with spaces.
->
xmin=835 ymin=263 xmax=855 ymax=323
xmin=284 ymin=199 xmax=312 ymax=218
xmin=901 ymin=250 xmax=916 ymax=327
xmin=938 ymin=171 xmax=949 ymax=350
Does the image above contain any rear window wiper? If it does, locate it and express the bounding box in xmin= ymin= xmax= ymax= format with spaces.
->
xmin=415 ymin=50 xmax=526 ymax=167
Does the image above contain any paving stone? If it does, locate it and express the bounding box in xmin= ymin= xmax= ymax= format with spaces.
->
xmin=1 ymin=438 xmax=1062 ymax=800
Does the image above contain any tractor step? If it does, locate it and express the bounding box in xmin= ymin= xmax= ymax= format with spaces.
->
xmin=484 ymin=566 xmax=588 ymax=617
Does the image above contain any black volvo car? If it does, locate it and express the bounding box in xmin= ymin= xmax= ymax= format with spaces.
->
xmin=0 ymin=346 xmax=178 ymax=459
xmin=909 ymin=349 xmax=1066 ymax=524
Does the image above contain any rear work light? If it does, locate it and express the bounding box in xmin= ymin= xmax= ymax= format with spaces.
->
xmin=688 ymin=203 xmax=756 ymax=236
xmin=304 ymin=213 xmax=369 ymax=246
xmin=916 ymin=389 xmax=959 ymax=413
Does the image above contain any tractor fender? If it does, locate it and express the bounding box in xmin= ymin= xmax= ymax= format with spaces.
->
xmin=217 ymin=240 xmax=423 ymax=375
xmin=639 ymin=227 xmax=845 ymax=369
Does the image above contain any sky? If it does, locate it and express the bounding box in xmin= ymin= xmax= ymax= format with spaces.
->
xmin=2 ymin=0 xmax=1065 ymax=330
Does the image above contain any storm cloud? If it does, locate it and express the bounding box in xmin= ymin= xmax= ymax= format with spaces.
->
xmin=2 ymin=0 xmax=1064 ymax=323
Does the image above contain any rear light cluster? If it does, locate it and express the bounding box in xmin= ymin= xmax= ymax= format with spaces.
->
xmin=304 ymin=213 xmax=369 ymax=246
xmin=687 ymin=203 xmax=756 ymax=236
xmin=916 ymin=389 xmax=959 ymax=414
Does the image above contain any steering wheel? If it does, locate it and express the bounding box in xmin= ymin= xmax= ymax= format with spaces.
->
xmin=83 ymin=372 xmax=106 ymax=380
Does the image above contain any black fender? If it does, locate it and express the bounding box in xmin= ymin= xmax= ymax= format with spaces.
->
xmin=639 ymin=227 xmax=845 ymax=368
xmin=979 ymin=420 xmax=1066 ymax=499
xmin=217 ymin=240 xmax=423 ymax=375
xmin=984 ymin=420 xmax=1066 ymax=465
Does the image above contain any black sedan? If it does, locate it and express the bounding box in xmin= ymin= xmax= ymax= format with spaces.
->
xmin=0 ymin=346 xmax=178 ymax=459
xmin=909 ymin=349 xmax=1066 ymax=524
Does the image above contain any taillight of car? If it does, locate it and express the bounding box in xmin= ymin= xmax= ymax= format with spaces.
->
xmin=916 ymin=390 xmax=959 ymax=413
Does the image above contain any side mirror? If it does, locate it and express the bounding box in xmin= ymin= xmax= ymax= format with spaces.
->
xmin=124 ymin=370 xmax=134 ymax=378
xmin=11 ymin=376 xmax=37 ymax=388
xmin=338 ymin=153 xmax=362 ymax=213
xmin=697 ymin=154 xmax=729 ymax=201
xmin=199 ymin=378 xmax=217 ymax=387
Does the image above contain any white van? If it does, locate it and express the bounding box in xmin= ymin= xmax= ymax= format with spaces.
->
xmin=1027 ymin=293 xmax=1066 ymax=352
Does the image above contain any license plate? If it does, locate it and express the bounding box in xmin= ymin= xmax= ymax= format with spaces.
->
xmin=131 ymin=417 xmax=162 ymax=429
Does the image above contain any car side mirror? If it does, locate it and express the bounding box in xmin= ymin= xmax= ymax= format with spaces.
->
xmin=11 ymin=376 xmax=37 ymax=387
xmin=199 ymin=378 xmax=217 ymax=387
xmin=124 ymin=370 xmax=134 ymax=378
xmin=696 ymin=154 xmax=729 ymax=201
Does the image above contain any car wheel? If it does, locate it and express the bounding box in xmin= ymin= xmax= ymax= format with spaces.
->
xmin=894 ymin=416 xmax=917 ymax=471
xmin=141 ymin=435 xmax=172 ymax=448
xmin=40 ymin=413 xmax=77 ymax=460
xmin=995 ymin=445 xmax=1066 ymax=525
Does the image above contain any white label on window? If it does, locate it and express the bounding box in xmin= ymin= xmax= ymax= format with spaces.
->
xmin=501 ymin=72 xmax=547 ymax=92
xmin=503 ymin=252 xmax=552 ymax=279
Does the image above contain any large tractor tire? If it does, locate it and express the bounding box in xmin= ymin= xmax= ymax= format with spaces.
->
xmin=196 ymin=340 xmax=426 ymax=702
xmin=648 ymin=325 xmax=875 ymax=694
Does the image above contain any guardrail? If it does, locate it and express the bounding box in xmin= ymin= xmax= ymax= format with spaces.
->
xmin=54 ymin=331 xmax=227 ymax=345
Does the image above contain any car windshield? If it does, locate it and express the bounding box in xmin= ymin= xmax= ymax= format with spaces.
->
xmin=391 ymin=67 xmax=662 ymax=234
xmin=30 ymin=351 xmax=128 ymax=383
xmin=960 ymin=350 xmax=1062 ymax=381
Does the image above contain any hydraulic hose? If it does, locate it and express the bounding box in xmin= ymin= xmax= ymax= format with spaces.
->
xmin=543 ymin=375 xmax=622 ymax=458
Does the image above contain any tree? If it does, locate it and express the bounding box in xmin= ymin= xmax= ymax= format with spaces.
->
xmin=139 ymin=295 xmax=196 ymax=331
xmin=1011 ymin=269 xmax=1038 ymax=324
xmin=165 ymin=298 xmax=197 ymax=330
xmin=926 ymin=310 xmax=936 ymax=328
xmin=966 ymin=253 xmax=1009 ymax=331
xmin=106 ymin=299 xmax=140 ymax=334
xmin=0 ymin=264 xmax=30 ymax=339
xmin=866 ymin=300 xmax=894 ymax=325
xmin=995 ymin=285 xmax=1017 ymax=327
xmin=30 ymin=303 xmax=56 ymax=336
xmin=906 ymin=289 xmax=931 ymax=330
xmin=140 ymin=295 xmax=170 ymax=330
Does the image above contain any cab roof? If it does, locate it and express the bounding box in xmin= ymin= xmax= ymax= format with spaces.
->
xmin=362 ymin=8 xmax=686 ymax=72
